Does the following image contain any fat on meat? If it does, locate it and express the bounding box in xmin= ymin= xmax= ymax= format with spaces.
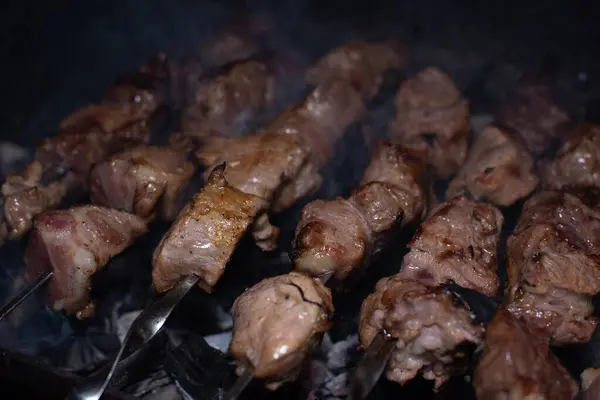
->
xmin=399 ymin=196 xmax=504 ymax=297
xmin=90 ymin=146 xmax=196 ymax=220
xmin=359 ymin=276 xmax=484 ymax=388
xmin=473 ymin=309 xmax=577 ymax=400
xmin=152 ymin=165 xmax=269 ymax=293
xmin=229 ymin=272 xmax=334 ymax=390
xmin=293 ymin=142 xmax=427 ymax=282
xmin=23 ymin=205 xmax=148 ymax=318
xmin=389 ymin=67 xmax=469 ymax=179
xmin=506 ymin=189 xmax=600 ymax=344
xmin=306 ymin=40 xmax=409 ymax=99
xmin=446 ymin=124 xmax=538 ymax=206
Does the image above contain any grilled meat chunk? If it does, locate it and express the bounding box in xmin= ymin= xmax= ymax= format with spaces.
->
xmin=174 ymin=60 xmax=275 ymax=149
xmin=293 ymin=142 xmax=427 ymax=282
xmin=306 ymin=40 xmax=408 ymax=99
xmin=541 ymin=123 xmax=600 ymax=190
xmin=506 ymin=189 xmax=600 ymax=344
xmin=497 ymin=77 xmax=569 ymax=156
xmin=23 ymin=205 xmax=147 ymax=317
xmin=399 ymin=196 xmax=503 ymax=297
xmin=582 ymin=368 xmax=600 ymax=400
xmin=446 ymin=125 xmax=538 ymax=206
xmin=0 ymin=161 xmax=67 ymax=243
xmin=229 ymin=272 xmax=333 ymax=390
xmin=389 ymin=67 xmax=469 ymax=178
xmin=90 ymin=146 xmax=196 ymax=220
xmin=359 ymin=276 xmax=484 ymax=388
xmin=152 ymin=166 xmax=268 ymax=293
xmin=473 ymin=309 xmax=577 ymax=400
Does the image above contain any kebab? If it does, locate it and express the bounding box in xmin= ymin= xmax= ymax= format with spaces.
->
xmin=226 ymin=140 xmax=429 ymax=394
xmin=68 ymin=40 xmax=408 ymax=400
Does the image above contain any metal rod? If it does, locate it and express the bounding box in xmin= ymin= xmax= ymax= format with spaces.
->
xmin=224 ymin=362 xmax=256 ymax=400
xmin=0 ymin=271 xmax=53 ymax=323
xmin=69 ymin=274 xmax=200 ymax=400
xmin=347 ymin=331 xmax=396 ymax=400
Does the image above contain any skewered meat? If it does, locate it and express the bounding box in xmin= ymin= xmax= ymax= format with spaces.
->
xmin=359 ymin=276 xmax=484 ymax=388
xmin=497 ymin=76 xmax=570 ymax=156
xmin=23 ymin=205 xmax=148 ymax=317
xmin=399 ymin=196 xmax=503 ymax=297
xmin=541 ymin=122 xmax=600 ymax=190
xmin=446 ymin=124 xmax=538 ymax=206
xmin=90 ymin=146 xmax=196 ymax=220
xmin=389 ymin=67 xmax=469 ymax=179
xmin=306 ymin=40 xmax=408 ymax=99
xmin=293 ymin=142 xmax=427 ymax=282
xmin=173 ymin=60 xmax=275 ymax=149
xmin=195 ymin=80 xmax=365 ymax=249
xmin=506 ymin=189 xmax=600 ymax=344
xmin=152 ymin=165 xmax=268 ymax=293
xmin=582 ymin=368 xmax=600 ymax=400
xmin=0 ymin=161 xmax=67 ymax=244
xmin=229 ymin=272 xmax=334 ymax=390
xmin=473 ymin=309 xmax=577 ymax=400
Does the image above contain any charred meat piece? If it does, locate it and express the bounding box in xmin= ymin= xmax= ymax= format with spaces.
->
xmin=23 ymin=205 xmax=147 ymax=317
xmin=497 ymin=76 xmax=569 ymax=156
xmin=389 ymin=67 xmax=469 ymax=179
xmin=90 ymin=146 xmax=196 ymax=220
xmin=399 ymin=196 xmax=503 ymax=297
xmin=473 ymin=309 xmax=577 ymax=400
xmin=582 ymin=368 xmax=600 ymax=400
xmin=306 ymin=40 xmax=408 ymax=99
xmin=446 ymin=124 xmax=538 ymax=206
xmin=173 ymin=60 xmax=275 ymax=149
xmin=506 ymin=189 xmax=600 ymax=344
xmin=359 ymin=276 xmax=484 ymax=388
xmin=541 ymin=123 xmax=600 ymax=190
xmin=229 ymin=272 xmax=333 ymax=390
xmin=0 ymin=161 xmax=67 ymax=243
xmin=293 ymin=142 xmax=427 ymax=282
xmin=152 ymin=166 xmax=268 ymax=293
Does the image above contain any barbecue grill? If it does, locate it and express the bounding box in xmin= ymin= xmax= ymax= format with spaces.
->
xmin=1 ymin=0 xmax=600 ymax=399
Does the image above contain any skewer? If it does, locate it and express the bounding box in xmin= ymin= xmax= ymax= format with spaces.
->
xmin=69 ymin=274 xmax=199 ymax=400
xmin=347 ymin=331 xmax=396 ymax=400
xmin=224 ymin=360 xmax=256 ymax=400
xmin=0 ymin=271 xmax=53 ymax=322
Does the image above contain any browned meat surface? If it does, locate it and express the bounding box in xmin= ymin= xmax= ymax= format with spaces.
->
xmin=229 ymin=272 xmax=334 ymax=389
xmin=306 ymin=40 xmax=408 ymax=99
xmin=582 ymin=368 xmax=600 ymax=400
xmin=293 ymin=142 xmax=427 ymax=282
xmin=90 ymin=146 xmax=196 ymax=220
xmin=23 ymin=205 xmax=147 ymax=317
xmin=506 ymin=189 xmax=600 ymax=343
xmin=541 ymin=123 xmax=600 ymax=190
xmin=152 ymin=166 xmax=268 ymax=293
xmin=359 ymin=276 xmax=484 ymax=388
xmin=172 ymin=61 xmax=275 ymax=150
xmin=389 ymin=67 xmax=469 ymax=178
xmin=446 ymin=124 xmax=538 ymax=206
xmin=473 ymin=309 xmax=577 ymax=400
xmin=497 ymin=77 xmax=570 ymax=156
xmin=399 ymin=196 xmax=503 ymax=297
xmin=0 ymin=161 xmax=67 ymax=243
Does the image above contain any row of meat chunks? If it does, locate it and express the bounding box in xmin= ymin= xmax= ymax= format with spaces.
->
xmin=225 ymin=56 xmax=600 ymax=400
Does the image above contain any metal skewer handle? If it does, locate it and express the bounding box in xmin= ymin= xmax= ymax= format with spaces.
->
xmin=224 ymin=361 xmax=256 ymax=400
xmin=0 ymin=271 xmax=53 ymax=323
xmin=69 ymin=274 xmax=200 ymax=400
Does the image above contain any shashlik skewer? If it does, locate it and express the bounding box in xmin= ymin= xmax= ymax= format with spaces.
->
xmin=70 ymin=39 xmax=407 ymax=400
xmin=225 ymin=141 xmax=429 ymax=396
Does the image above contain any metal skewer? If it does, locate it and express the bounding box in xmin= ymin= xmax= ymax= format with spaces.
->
xmin=347 ymin=331 xmax=396 ymax=400
xmin=224 ymin=360 xmax=256 ymax=400
xmin=69 ymin=274 xmax=200 ymax=400
xmin=0 ymin=271 xmax=53 ymax=322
